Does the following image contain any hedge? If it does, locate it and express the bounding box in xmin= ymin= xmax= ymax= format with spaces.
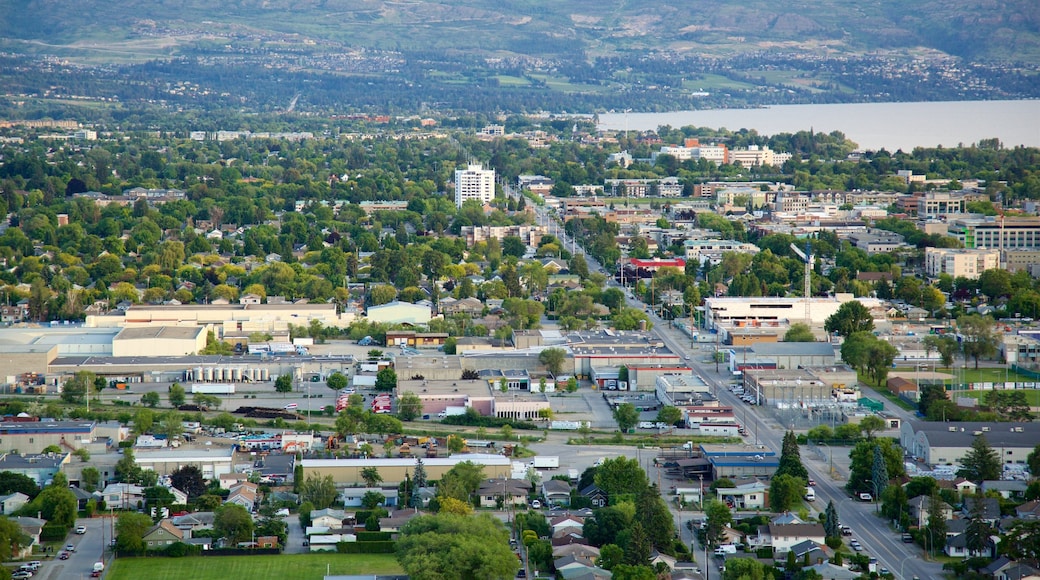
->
xmin=40 ymin=524 xmax=69 ymax=542
xmin=336 ymin=541 xmax=395 ymax=554
xmin=356 ymin=531 xmax=392 ymax=542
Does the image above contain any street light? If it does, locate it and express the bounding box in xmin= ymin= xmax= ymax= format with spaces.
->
xmin=863 ymin=479 xmax=881 ymax=513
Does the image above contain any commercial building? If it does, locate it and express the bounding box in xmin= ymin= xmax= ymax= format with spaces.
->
xmin=899 ymin=421 xmax=1040 ymax=466
xmin=0 ymin=421 xmax=96 ymax=454
xmin=365 ymin=301 xmax=433 ymax=325
xmin=88 ymin=303 xmax=353 ymax=333
xmin=949 ymin=217 xmax=1040 ymax=251
xmin=454 ymin=164 xmax=496 ymax=207
xmin=704 ymin=295 xmax=883 ymax=330
xmin=699 ymin=444 xmax=779 ymax=480
xmin=729 ymin=145 xmax=792 ymax=168
xmin=924 ymin=247 xmax=1001 ymax=279
xmin=112 ymin=326 xmax=207 ymax=357
xmin=301 ymin=454 xmax=511 ymax=486
xmin=134 ymin=445 xmax=235 ymax=479
xmin=1003 ymin=250 xmax=1040 ymax=275
xmin=0 ymin=453 xmax=70 ymax=486
xmin=396 ymin=377 xmax=551 ymax=420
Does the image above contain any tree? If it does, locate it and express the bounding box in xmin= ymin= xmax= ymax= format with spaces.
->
xmin=115 ymin=448 xmax=142 ymax=484
xmin=141 ymin=391 xmax=160 ymax=408
xmin=598 ymin=543 xmax=625 ymax=570
xmin=397 ymin=391 xmax=423 ymax=421
xmin=28 ymin=479 xmax=78 ymax=528
xmin=375 ymin=367 xmax=398 ymax=391
xmin=613 ymin=403 xmax=639 ymax=433
xmin=437 ymin=461 xmax=484 ymax=503
xmin=0 ymin=472 xmax=39 ymax=499
xmin=299 ymin=473 xmax=337 ymax=509
xmin=594 ymin=457 xmax=649 ymax=499
xmin=0 ymin=516 xmax=29 ymax=562
xmin=61 ymin=370 xmax=95 ymax=404
xmin=275 ymin=374 xmax=294 ymax=393
xmin=775 ymin=431 xmax=808 ymax=481
xmin=823 ymin=500 xmax=840 ymax=539
xmin=1002 ymin=520 xmax=1040 ymax=562
xmin=215 ymin=503 xmax=254 ymax=545
xmin=623 ymin=521 xmax=651 ymax=565
xmin=703 ymin=499 xmax=732 ymax=548
xmin=170 ymin=465 xmax=207 ymax=499
xmin=871 ymin=444 xmax=890 ymax=502
xmin=957 ymin=433 xmax=1001 ymax=482
xmin=923 ymin=335 xmax=959 ymax=368
xmin=361 ymin=466 xmax=384 ymax=487
xmin=396 ymin=513 xmax=519 ymax=580
xmin=847 ymin=438 xmax=905 ymax=495
xmin=656 ymin=406 xmax=682 ymax=427
xmin=722 ymin=558 xmax=770 ymax=580
xmin=925 ymin=490 xmax=947 ymax=555
xmin=784 ymin=323 xmax=816 ymax=342
xmin=325 ymin=372 xmax=347 ymax=391
xmin=840 ymin=331 xmax=898 ymax=387
xmin=362 ymin=490 xmax=386 ymax=510
xmin=168 ymin=383 xmax=186 ymax=407
xmin=115 ymin=512 xmax=152 ymax=554
xmin=824 ymin=301 xmax=874 ymax=337
xmin=538 ymin=348 xmax=567 ymax=376
xmin=1028 ymin=444 xmax=1040 ymax=478
xmin=81 ymin=467 xmax=100 ymax=493
xmin=769 ymin=474 xmax=804 ymax=512
xmin=959 ymin=314 xmax=998 ymax=369
xmin=964 ymin=495 xmax=994 ymax=556
xmin=437 ymin=497 xmax=473 ymax=516
xmin=859 ymin=415 xmax=885 ymax=439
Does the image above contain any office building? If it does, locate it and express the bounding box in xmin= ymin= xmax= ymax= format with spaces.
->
xmin=454 ymin=164 xmax=495 ymax=207
xmin=924 ymin=247 xmax=1000 ymax=279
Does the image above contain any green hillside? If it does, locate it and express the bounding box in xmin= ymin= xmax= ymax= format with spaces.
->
xmin=1 ymin=0 xmax=1039 ymax=63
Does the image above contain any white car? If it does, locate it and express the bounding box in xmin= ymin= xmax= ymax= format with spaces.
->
xmin=76 ymin=526 xmax=87 ymax=534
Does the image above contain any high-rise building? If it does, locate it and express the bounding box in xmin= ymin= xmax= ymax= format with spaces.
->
xmin=454 ymin=164 xmax=495 ymax=207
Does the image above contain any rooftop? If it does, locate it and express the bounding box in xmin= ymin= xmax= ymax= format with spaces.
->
xmin=910 ymin=421 xmax=1040 ymax=447
xmin=114 ymin=326 xmax=206 ymax=341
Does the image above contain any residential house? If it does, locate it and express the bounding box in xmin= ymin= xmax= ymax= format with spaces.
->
xmin=102 ymin=483 xmax=144 ymax=510
xmin=908 ymin=494 xmax=954 ymax=528
xmin=555 ymin=555 xmax=597 ymax=573
xmin=226 ymin=481 xmax=258 ymax=511
xmin=982 ymin=480 xmax=1029 ymax=500
xmin=1015 ymin=500 xmax=1040 ymax=520
xmin=218 ymin=472 xmax=250 ymax=490
xmin=550 ymin=516 xmax=586 ymax=535
xmin=172 ymin=511 xmax=215 ymax=535
xmin=0 ymin=492 xmax=29 ymax=515
xmin=579 ymin=484 xmax=608 ymax=508
xmin=649 ymin=550 xmax=678 ymax=571
xmin=553 ymin=544 xmax=601 ymax=560
xmin=478 ymin=479 xmax=532 ymax=509
xmin=945 ymin=478 xmax=979 ymax=497
xmin=551 ymin=533 xmax=591 ymax=548
xmin=754 ymin=523 xmax=826 ymax=553
xmin=542 ymin=479 xmax=572 ymax=507
xmin=963 ymin=497 xmax=1002 ymax=524
xmin=68 ymin=487 xmax=95 ymax=511
xmin=717 ymin=480 xmax=768 ymax=509
xmin=558 ymin=566 xmax=612 ymax=580
xmin=788 ymin=539 xmax=831 ymax=564
xmin=309 ymin=508 xmax=351 ymax=529
xmin=340 ymin=487 xmax=398 ymax=508
xmin=378 ymin=510 xmax=418 ymax=533
xmin=553 ymin=526 xmax=585 ymax=540
xmin=946 ymin=530 xmax=996 ymax=558
xmin=142 ymin=519 xmax=184 ymax=549
xmin=804 ymin=563 xmax=862 ymax=580
xmin=980 ymin=557 xmax=1040 ymax=580
xmin=167 ymin=487 xmax=188 ymax=505
xmin=12 ymin=517 xmax=43 ymax=558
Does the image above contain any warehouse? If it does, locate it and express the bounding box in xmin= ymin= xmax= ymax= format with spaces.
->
xmin=900 ymin=421 xmax=1040 ymax=466
xmin=301 ymin=454 xmax=511 ymax=486
xmin=112 ymin=326 xmax=207 ymax=357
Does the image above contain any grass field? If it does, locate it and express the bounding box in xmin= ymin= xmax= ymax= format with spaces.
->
xmin=891 ymin=367 xmax=1036 ymax=385
xmin=106 ymin=553 xmax=402 ymax=580
xmin=949 ymin=389 xmax=1040 ymax=406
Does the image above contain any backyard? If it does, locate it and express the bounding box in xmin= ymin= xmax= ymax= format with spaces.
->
xmin=106 ymin=553 xmax=402 ymax=580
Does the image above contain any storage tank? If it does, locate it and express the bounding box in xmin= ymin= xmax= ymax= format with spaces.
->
xmin=194 ymin=367 xmax=204 ymax=382
xmin=231 ymin=368 xmax=241 ymax=381
xmin=261 ymin=369 xmax=271 ymax=381
xmin=204 ymin=367 xmax=214 ymax=381
xmin=244 ymin=369 xmax=255 ymax=382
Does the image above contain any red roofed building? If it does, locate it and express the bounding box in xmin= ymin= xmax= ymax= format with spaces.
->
xmin=627 ymin=258 xmax=686 ymax=271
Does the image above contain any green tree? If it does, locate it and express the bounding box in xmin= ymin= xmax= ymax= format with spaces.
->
xmin=215 ymin=503 xmax=254 ymax=545
xmin=133 ymin=408 xmax=155 ymax=434
xmin=823 ymin=500 xmax=839 ymax=539
xmin=397 ymin=391 xmax=423 ymax=421
xmin=170 ymin=465 xmax=206 ymax=499
xmin=396 ymin=513 xmax=519 ymax=580
xmin=115 ymin=448 xmax=142 ymax=484
xmin=871 ymin=444 xmax=890 ymax=502
xmin=613 ymin=403 xmax=640 ymax=433
xmin=538 ymin=348 xmax=567 ymax=376
xmin=925 ymin=490 xmax=947 ymax=555
xmin=1028 ymin=444 xmax=1040 ymax=478
xmin=957 ymin=433 xmax=1001 ymax=482
xmin=437 ymin=461 xmax=484 ymax=503
xmin=824 ymin=301 xmax=874 ymax=337
xmin=299 ymin=473 xmax=337 ymax=509
xmin=361 ymin=466 xmax=384 ymax=487
xmin=81 ymin=467 xmax=100 ymax=493
xmin=325 ymin=372 xmax=347 ymax=391
xmin=61 ymin=370 xmax=96 ymax=404
xmin=141 ymin=391 xmax=160 ymax=408
xmin=655 ymin=406 xmax=682 ymax=427
xmin=593 ymin=457 xmax=649 ymax=499
xmin=168 ymin=383 xmax=186 ymax=407
xmin=847 ymin=438 xmax=905 ymax=495
xmin=859 ymin=415 xmax=886 ymax=439
xmin=375 ymin=367 xmax=398 ymax=391
xmin=598 ymin=543 xmax=625 ymax=570
xmin=769 ymin=473 xmax=804 ymax=512
xmin=923 ymin=335 xmax=959 ymax=368
xmin=115 ymin=512 xmax=152 ymax=554
xmin=959 ymin=314 xmax=998 ymax=369
xmin=703 ymin=499 xmax=732 ymax=548
xmin=775 ymin=430 xmax=808 ymax=481
xmin=783 ymin=323 xmax=816 ymax=342
xmin=276 ymin=374 xmax=295 ymax=393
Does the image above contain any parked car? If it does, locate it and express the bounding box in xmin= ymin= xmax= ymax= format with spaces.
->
xmin=12 ymin=572 xmax=32 ymax=580
xmin=76 ymin=525 xmax=87 ymax=534
xmin=59 ymin=552 xmax=70 ymax=560
xmin=858 ymin=492 xmax=873 ymax=502
xmin=65 ymin=543 xmax=76 ymax=552
xmin=902 ymin=533 xmax=913 ymax=543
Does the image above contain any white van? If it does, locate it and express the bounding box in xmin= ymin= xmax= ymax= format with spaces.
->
xmin=804 ymin=487 xmax=816 ymax=501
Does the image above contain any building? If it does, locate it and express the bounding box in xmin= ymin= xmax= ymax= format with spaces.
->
xmin=301 ymin=454 xmax=511 ymax=486
xmin=924 ymin=248 xmax=1001 ymax=279
xmin=0 ymin=421 xmax=96 ymax=454
xmin=704 ymin=295 xmax=883 ymax=330
xmin=729 ymin=145 xmax=791 ymax=168
xmin=112 ymin=326 xmax=207 ymax=357
xmin=142 ymin=520 xmax=184 ymax=549
xmin=454 ymin=164 xmax=496 ymax=207
xmin=746 ymin=343 xmax=839 ymax=369
xmin=134 ymin=446 xmax=235 ymax=479
xmin=900 ymin=421 xmax=1040 ymax=466
xmin=0 ymin=453 xmax=69 ymax=486
xmin=700 ymin=444 xmax=779 ymax=480
xmin=365 ymin=301 xmax=433 ymax=325
xmin=716 ymin=480 xmax=768 ymax=509
xmin=949 ymin=217 xmax=1040 ymax=251
xmin=90 ymin=303 xmax=353 ymax=333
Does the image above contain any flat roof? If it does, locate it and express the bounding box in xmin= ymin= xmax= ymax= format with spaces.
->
xmin=750 ymin=343 xmax=837 ymax=356
xmin=135 ymin=446 xmax=235 ymax=461
xmin=398 ymin=379 xmax=489 ymax=398
xmin=699 ymin=444 xmax=776 ymax=457
xmin=302 ymin=453 xmax=510 ymax=468
xmin=115 ymin=326 xmax=205 ymax=341
xmin=0 ymin=421 xmax=95 ymax=434
xmin=911 ymin=421 xmax=1040 ymax=448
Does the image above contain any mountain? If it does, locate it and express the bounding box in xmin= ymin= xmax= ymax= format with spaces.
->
xmin=1 ymin=0 xmax=1039 ymax=64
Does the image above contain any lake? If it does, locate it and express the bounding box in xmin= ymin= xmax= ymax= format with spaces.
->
xmin=596 ymin=100 xmax=1040 ymax=151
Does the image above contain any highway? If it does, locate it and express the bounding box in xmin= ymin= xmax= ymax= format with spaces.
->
xmin=532 ymin=203 xmax=939 ymax=579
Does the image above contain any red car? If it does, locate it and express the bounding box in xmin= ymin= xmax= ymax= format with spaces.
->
xmin=59 ymin=552 xmax=69 ymax=560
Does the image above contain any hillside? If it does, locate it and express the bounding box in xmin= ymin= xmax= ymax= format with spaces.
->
xmin=1 ymin=0 xmax=1039 ymax=63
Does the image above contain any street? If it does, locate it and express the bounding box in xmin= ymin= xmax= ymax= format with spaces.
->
xmin=36 ymin=517 xmax=109 ymax=580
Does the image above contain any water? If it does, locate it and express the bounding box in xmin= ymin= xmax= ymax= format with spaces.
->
xmin=597 ymin=100 xmax=1040 ymax=152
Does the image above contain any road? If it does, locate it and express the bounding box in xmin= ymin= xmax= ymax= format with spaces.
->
xmin=37 ymin=517 xmax=108 ymax=580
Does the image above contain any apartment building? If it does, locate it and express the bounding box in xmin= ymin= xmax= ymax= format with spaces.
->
xmin=454 ymin=164 xmax=496 ymax=207
xmin=729 ymin=145 xmax=793 ymax=168
xmin=924 ymin=247 xmax=1000 ymax=279
xmin=949 ymin=217 xmax=1040 ymax=250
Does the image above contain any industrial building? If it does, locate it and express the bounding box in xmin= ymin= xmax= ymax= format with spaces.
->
xmin=134 ymin=445 xmax=236 ymax=479
xmin=301 ymin=454 xmax=512 ymax=486
xmin=704 ymin=295 xmax=884 ymax=330
xmin=0 ymin=420 xmax=97 ymax=454
xmin=899 ymin=421 xmax=1040 ymax=466
xmin=365 ymin=301 xmax=433 ymax=325
xmin=112 ymin=326 xmax=207 ymax=357
xmin=87 ymin=302 xmax=354 ymax=333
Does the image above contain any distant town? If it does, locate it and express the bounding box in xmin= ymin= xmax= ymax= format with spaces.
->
xmin=0 ymin=114 xmax=1039 ymax=580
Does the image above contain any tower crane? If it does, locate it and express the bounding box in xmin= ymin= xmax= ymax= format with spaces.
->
xmin=790 ymin=242 xmax=814 ymax=323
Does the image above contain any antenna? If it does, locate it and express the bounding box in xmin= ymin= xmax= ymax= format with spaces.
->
xmin=790 ymin=241 xmax=813 ymax=323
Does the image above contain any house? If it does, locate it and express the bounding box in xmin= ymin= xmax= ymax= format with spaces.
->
xmin=226 ymin=481 xmax=258 ymax=511
xmin=553 ymin=526 xmax=585 ymax=540
xmin=553 ymin=544 xmax=601 ymax=560
xmin=649 ymin=549 xmax=678 ymax=570
xmin=717 ymin=480 xmax=768 ymax=509
xmin=256 ymin=535 xmax=278 ymax=548
xmin=102 ymin=483 xmax=144 ymax=510
xmin=168 ymin=487 xmax=188 ymax=505
xmin=12 ymin=516 xmax=44 ymax=557
xmin=309 ymin=508 xmax=351 ymax=529
xmin=982 ymin=480 xmax=1029 ymax=500
xmin=980 ymin=557 xmax=1040 ymax=580
xmin=0 ymin=492 xmax=29 ymax=515
xmin=142 ymin=519 xmax=184 ymax=549
xmin=218 ymin=472 xmax=250 ymax=489
xmin=946 ymin=477 xmax=979 ymax=496
xmin=963 ymin=497 xmax=1002 ymax=524
xmin=555 ymin=555 xmax=597 ymax=573
xmin=908 ymin=494 xmax=954 ymax=528
xmin=172 ymin=511 xmax=215 ymax=534
xmin=377 ymin=510 xmax=418 ymax=533
xmin=68 ymin=486 xmax=96 ymax=511
xmin=309 ymin=534 xmax=355 ymax=552
xmin=579 ymin=484 xmax=608 ymax=508
xmin=804 ymin=563 xmax=862 ymax=580
xmin=542 ymin=480 xmax=572 ymax=507
xmin=1015 ymin=500 xmax=1040 ymax=520
xmin=754 ymin=523 xmax=826 ymax=553
xmin=788 ymin=539 xmax=831 ymax=564
xmin=945 ymin=530 xmax=996 ymax=558
xmin=478 ymin=479 xmax=532 ymax=509
xmin=550 ymin=515 xmax=586 ymax=534
xmin=340 ymin=487 xmax=398 ymax=508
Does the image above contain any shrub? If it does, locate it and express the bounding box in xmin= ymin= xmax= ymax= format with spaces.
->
xmin=336 ymin=540 xmax=395 ymax=554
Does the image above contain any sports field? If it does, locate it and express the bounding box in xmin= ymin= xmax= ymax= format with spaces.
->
xmin=106 ymin=553 xmax=402 ymax=580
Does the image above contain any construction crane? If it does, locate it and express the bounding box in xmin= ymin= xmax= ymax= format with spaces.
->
xmin=790 ymin=242 xmax=814 ymax=323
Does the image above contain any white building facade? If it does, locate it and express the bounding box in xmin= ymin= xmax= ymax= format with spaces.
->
xmin=454 ymin=164 xmax=496 ymax=207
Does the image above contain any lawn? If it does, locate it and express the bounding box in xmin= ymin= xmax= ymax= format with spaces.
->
xmin=106 ymin=553 xmax=402 ymax=580
xmin=949 ymin=389 xmax=1040 ymax=406
xmin=891 ymin=367 xmax=1036 ymax=385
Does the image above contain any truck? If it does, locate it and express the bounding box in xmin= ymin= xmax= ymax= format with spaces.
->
xmin=191 ymin=383 xmax=235 ymax=395
xmin=436 ymin=406 xmax=467 ymax=418
xmin=804 ymin=487 xmax=816 ymax=502
xmin=568 ymin=469 xmax=579 ymax=484
xmin=714 ymin=544 xmax=737 ymax=556
xmin=93 ymin=562 xmax=105 ymax=573
xmin=530 ymin=456 xmax=560 ymax=469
